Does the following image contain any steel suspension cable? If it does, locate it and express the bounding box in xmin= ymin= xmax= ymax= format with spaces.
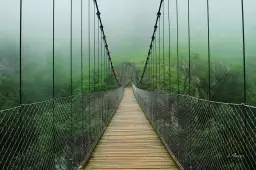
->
xmin=155 ymin=34 xmax=157 ymax=89
xmin=150 ymin=42 xmax=152 ymax=88
xmin=155 ymin=24 xmax=159 ymax=120
xmin=147 ymin=46 xmax=151 ymax=89
xmin=188 ymin=0 xmax=191 ymax=95
xmin=52 ymin=0 xmax=56 ymax=162
xmin=151 ymin=45 xmax=153 ymax=89
xmin=162 ymin=0 xmax=165 ymax=91
xmin=156 ymin=17 xmax=161 ymax=121
xmin=88 ymin=0 xmax=91 ymax=93
xmin=70 ymin=0 xmax=73 ymax=97
xmin=101 ymin=26 xmax=103 ymax=86
xmin=100 ymin=29 xmax=103 ymax=128
xmin=87 ymin=0 xmax=91 ymax=151
xmin=149 ymin=45 xmax=151 ymax=88
xmin=94 ymin=0 xmax=121 ymax=86
xmin=158 ymin=13 xmax=161 ymax=90
xmin=94 ymin=5 xmax=96 ymax=91
xmin=137 ymin=0 xmax=164 ymax=86
xmin=151 ymin=45 xmax=153 ymax=90
xmin=80 ymin=0 xmax=85 ymax=152
xmin=104 ymin=45 xmax=107 ymax=79
xmin=240 ymin=0 xmax=246 ymax=103
xmin=98 ymin=19 xmax=100 ymax=88
xmin=104 ymin=42 xmax=106 ymax=84
xmin=207 ymin=0 xmax=211 ymax=100
xmin=52 ymin=0 xmax=55 ymax=101
xmin=168 ymin=0 xmax=171 ymax=92
xmin=176 ymin=0 xmax=179 ymax=94
xmin=80 ymin=0 xmax=83 ymax=96
xmin=93 ymin=2 xmax=96 ymax=144
xmin=70 ymin=0 xmax=74 ymax=164
xmin=19 ymin=0 xmax=23 ymax=105
xmin=152 ymin=40 xmax=154 ymax=89
xmin=153 ymin=41 xmax=155 ymax=89
xmin=155 ymin=26 xmax=158 ymax=89
xmin=152 ymin=41 xmax=154 ymax=89
xmin=240 ymin=2 xmax=248 ymax=168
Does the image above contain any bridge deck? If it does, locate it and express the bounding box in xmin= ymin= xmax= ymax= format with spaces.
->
xmin=84 ymin=88 xmax=179 ymax=170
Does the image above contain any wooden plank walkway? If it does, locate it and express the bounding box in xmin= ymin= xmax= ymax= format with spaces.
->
xmin=84 ymin=88 xmax=180 ymax=170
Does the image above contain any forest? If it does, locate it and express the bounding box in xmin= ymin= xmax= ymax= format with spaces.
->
xmin=136 ymin=51 xmax=256 ymax=169
xmin=1 ymin=0 xmax=256 ymax=169
xmin=1 ymin=36 xmax=255 ymax=169
xmin=0 ymin=39 xmax=121 ymax=169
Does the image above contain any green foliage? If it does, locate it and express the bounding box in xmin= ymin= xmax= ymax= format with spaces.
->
xmin=136 ymin=50 xmax=256 ymax=169
xmin=0 ymin=39 xmax=121 ymax=169
xmin=1 ymin=35 xmax=256 ymax=169
xmin=139 ymin=51 xmax=256 ymax=105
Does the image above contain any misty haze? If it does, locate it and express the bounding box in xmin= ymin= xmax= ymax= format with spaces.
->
xmin=0 ymin=0 xmax=256 ymax=169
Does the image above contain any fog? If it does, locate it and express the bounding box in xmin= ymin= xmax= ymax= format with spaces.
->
xmin=0 ymin=0 xmax=255 ymax=61
xmin=0 ymin=0 xmax=256 ymax=101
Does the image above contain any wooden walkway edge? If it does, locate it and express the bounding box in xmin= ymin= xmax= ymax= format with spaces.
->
xmin=84 ymin=88 xmax=180 ymax=170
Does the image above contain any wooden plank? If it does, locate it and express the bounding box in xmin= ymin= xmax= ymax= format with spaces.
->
xmin=84 ymin=88 xmax=180 ymax=170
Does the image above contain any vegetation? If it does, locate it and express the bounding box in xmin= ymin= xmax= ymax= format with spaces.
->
xmin=139 ymin=51 xmax=256 ymax=105
xmin=0 ymin=39 xmax=120 ymax=169
xmin=1 ymin=30 xmax=255 ymax=169
xmin=137 ymin=50 xmax=256 ymax=169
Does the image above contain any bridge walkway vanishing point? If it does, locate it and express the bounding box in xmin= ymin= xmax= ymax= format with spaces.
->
xmin=84 ymin=88 xmax=180 ymax=170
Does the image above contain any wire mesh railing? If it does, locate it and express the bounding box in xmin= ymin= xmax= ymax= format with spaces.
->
xmin=133 ymin=85 xmax=256 ymax=170
xmin=1 ymin=0 xmax=126 ymax=168
xmin=0 ymin=87 xmax=123 ymax=169
xmin=133 ymin=0 xmax=256 ymax=168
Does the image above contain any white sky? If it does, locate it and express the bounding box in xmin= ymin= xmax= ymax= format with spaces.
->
xmin=0 ymin=0 xmax=255 ymax=61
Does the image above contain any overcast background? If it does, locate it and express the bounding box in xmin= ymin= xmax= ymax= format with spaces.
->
xmin=0 ymin=0 xmax=255 ymax=64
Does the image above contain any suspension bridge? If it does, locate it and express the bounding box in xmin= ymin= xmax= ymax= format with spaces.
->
xmin=1 ymin=0 xmax=255 ymax=170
